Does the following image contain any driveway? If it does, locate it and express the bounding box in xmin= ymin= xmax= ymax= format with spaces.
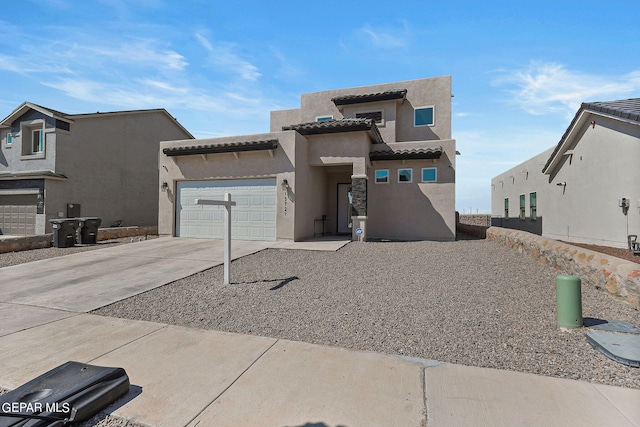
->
xmin=0 ymin=237 xmax=282 ymax=312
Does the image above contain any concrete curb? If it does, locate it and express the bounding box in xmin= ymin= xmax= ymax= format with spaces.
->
xmin=487 ymin=227 xmax=640 ymax=308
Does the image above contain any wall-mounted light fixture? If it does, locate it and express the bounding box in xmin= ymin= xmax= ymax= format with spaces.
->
xmin=590 ymin=120 xmax=596 ymax=128
xmin=556 ymin=182 xmax=566 ymax=187
xmin=161 ymin=182 xmax=169 ymax=192
xmin=281 ymin=179 xmax=289 ymax=188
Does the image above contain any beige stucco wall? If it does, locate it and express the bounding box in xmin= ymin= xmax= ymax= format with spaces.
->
xmin=271 ymin=76 xmax=453 ymax=143
xmin=158 ymin=131 xmax=298 ymax=239
xmin=367 ymin=139 xmax=456 ymax=241
xmin=491 ymin=113 xmax=640 ymax=248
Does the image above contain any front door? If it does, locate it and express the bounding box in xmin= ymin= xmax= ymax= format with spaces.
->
xmin=337 ymin=183 xmax=352 ymax=234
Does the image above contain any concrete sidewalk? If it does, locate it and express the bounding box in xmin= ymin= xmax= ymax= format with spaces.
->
xmin=0 ymin=308 xmax=638 ymax=427
xmin=0 ymin=238 xmax=638 ymax=426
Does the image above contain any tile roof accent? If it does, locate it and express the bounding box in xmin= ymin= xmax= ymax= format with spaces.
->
xmin=369 ymin=147 xmax=443 ymax=161
xmin=282 ymin=119 xmax=384 ymax=143
xmin=331 ymin=89 xmax=407 ymax=106
xmin=0 ymin=170 xmax=68 ymax=180
xmin=163 ymin=139 xmax=278 ymax=156
xmin=542 ymin=98 xmax=640 ymax=173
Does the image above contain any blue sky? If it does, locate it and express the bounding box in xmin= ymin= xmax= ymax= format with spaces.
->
xmin=2 ymin=1 xmax=639 ymax=213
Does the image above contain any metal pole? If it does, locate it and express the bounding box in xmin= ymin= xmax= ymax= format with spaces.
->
xmin=224 ymin=192 xmax=231 ymax=285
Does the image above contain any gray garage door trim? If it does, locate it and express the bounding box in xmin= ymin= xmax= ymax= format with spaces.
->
xmin=0 ymin=190 xmax=39 ymax=235
xmin=176 ymin=178 xmax=277 ymax=241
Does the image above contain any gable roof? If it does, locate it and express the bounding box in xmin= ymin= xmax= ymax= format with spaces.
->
xmin=331 ymin=89 xmax=407 ymax=107
xmin=282 ymin=118 xmax=384 ymax=143
xmin=542 ymin=98 xmax=640 ymax=174
xmin=0 ymin=102 xmax=193 ymax=138
xmin=1 ymin=102 xmax=73 ymax=127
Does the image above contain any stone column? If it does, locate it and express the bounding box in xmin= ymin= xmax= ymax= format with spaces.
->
xmin=350 ymin=174 xmax=368 ymax=241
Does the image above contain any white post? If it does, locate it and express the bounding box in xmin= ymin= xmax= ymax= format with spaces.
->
xmin=223 ymin=192 xmax=231 ymax=285
xmin=195 ymin=194 xmax=236 ymax=285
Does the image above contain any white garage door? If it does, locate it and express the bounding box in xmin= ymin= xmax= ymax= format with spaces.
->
xmin=176 ymin=178 xmax=277 ymax=241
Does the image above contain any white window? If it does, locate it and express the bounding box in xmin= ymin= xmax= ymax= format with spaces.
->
xmin=20 ymin=121 xmax=46 ymax=157
xmin=398 ymin=168 xmax=412 ymax=183
xmin=414 ymin=106 xmax=435 ymax=127
xmin=421 ymin=168 xmax=437 ymax=182
xmin=375 ymin=169 xmax=389 ymax=184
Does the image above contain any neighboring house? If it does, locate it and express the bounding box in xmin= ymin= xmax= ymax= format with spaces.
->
xmin=159 ymin=76 xmax=456 ymax=242
xmin=491 ymin=99 xmax=640 ymax=249
xmin=0 ymin=103 xmax=193 ymax=235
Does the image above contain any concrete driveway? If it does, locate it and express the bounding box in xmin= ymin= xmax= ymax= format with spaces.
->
xmin=0 ymin=237 xmax=281 ymax=312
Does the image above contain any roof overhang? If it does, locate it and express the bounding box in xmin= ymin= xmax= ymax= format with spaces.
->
xmin=1 ymin=102 xmax=73 ymax=127
xmin=331 ymin=90 xmax=407 ymax=107
xmin=163 ymin=139 xmax=278 ymax=156
xmin=369 ymin=147 xmax=443 ymax=161
xmin=283 ymin=119 xmax=384 ymax=143
xmin=0 ymin=170 xmax=68 ymax=181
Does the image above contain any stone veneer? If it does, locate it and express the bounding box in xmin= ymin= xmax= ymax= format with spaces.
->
xmin=487 ymin=227 xmax=640 ymax=309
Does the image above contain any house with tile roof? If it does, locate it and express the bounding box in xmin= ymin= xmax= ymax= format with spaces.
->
xmin=159 ymin=76 xmax=457 ymax=241
xmin=0 ymin=103 xmax=193 ymax=235
xmin=491 ymin=98 xmax=640 ymax=249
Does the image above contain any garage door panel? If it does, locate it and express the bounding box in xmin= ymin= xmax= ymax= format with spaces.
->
xmin=176 ymin=179 xmax=277 ymax=241
xmin=0 ymin=194 xmax=38 ymax=235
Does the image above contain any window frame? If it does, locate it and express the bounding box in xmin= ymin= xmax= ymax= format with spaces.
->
xmin=316 ymin=115 xmax=333 ymax=122
xmin=421 ymin=167 xmax=437 ymax=183
xmin=530 ymin=192 xmax=537 ymax=221
xmin=519 ymin=194 xmax=526 ymax=220
xmin=374 ymin=169 xmax=389 ymax=184
xmin=504 ymin=198 xmax=509 ymax=218
xmin=355 ymin=109 xmax=384 ymax=126
xmin=414 ymin=106 xmax=435 ymax=127
xmin=20 ymin=120 xmax=47 ymax=159
xmin=397 ymin=168 xmax=413 ymax=183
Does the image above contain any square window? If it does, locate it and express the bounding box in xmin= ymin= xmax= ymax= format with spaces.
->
xmin=414 ymin=106 xmax=434 ymax=127
xmin=375 ymin=169 xmax=389 ymax=184
xmin=421 ymin=168 xmax=437 ymax=182
xmin=398 ymin=168 xmax=412 ymax=183
xmin=316 ymin=116 xmax=333 ymax=122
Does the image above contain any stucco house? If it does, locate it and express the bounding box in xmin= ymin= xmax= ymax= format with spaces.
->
xmin=0 ymin=102 xmax=193 ymax=235
xmin=159 ymin=76 xmax=456 ymax=242
xmin=491 ymin=98 xmax=640 ymax=249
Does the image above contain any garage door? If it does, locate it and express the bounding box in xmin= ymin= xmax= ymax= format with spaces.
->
xmin=176 ymin=178 xmax=277 ymax=241
xmin=0 ymin=194 xmax=37 ymax=235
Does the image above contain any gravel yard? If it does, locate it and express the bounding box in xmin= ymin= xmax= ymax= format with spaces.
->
xmin=93 ymin=238 xmax=640 ymax=390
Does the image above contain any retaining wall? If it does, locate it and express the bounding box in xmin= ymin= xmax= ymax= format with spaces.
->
xmin=0 ymin=226 xmax=158 ymax=254
xmin=487 ymin=227 xmax=640 ymax=309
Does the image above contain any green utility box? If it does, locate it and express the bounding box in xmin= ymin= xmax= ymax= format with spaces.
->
xmin=556 ymin=275 xmax=582 ymax=328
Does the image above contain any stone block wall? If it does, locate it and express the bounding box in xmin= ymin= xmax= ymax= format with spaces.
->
xmin=487 ymin=227 xmax=640 ymax=309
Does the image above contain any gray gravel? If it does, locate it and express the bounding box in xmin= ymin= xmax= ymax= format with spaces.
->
xmin=93 ymin=239 xmax=640 ymax=390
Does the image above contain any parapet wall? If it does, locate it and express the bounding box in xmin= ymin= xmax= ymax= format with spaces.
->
xmin=486 ymin=227 xmax=640 ymax=309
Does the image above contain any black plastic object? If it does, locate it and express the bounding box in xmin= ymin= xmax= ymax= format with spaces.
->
xmin=0 ymin=361 xmax=130 ymax=426
xmin=49 ymin=219 xmax=80 ymax=248
xmin=77 ymin=218 xmax=102 ymax=245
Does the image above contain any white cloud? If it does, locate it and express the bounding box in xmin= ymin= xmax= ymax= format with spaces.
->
xmin=353 ymin=22 xmax=411 ymax=49
xmin=195 ymin=33 xmax=261 ymax=82
xmin=493 ymin=61 xmax=640 ymax=118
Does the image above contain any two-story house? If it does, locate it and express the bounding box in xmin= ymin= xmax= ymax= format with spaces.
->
xmin=0 ymin=103 xmax=193 ymax=235
xmin=159 ymin=76 xmax=457 ymax=241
